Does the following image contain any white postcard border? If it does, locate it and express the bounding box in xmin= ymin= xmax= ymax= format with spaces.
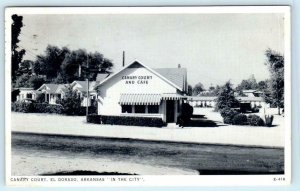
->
xmin=5 ymin=6 xmax=291 ymax=186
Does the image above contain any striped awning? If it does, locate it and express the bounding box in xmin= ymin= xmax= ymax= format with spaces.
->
xmin=161 ymin=93 xmax=186 ymax=100
xmin=119 ymin=93 xmax=161 ymax=105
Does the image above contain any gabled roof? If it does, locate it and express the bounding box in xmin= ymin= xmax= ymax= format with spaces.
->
xmin=37 ymin=84 xmax=68 ymax=94
xmin=242 ymin=89 xmax=257 ymax=93
xmin=96 ymin=73 xmax=110 ymax=82
xmin=153 ymin=68 xmax=187 ymax=92
xmin=94 ymin=61 xmax=185 ymax=91
xmin=71 ymin=81 xmax=97 ymax=92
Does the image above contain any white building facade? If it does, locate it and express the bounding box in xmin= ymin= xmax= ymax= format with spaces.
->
xmin=37 ymin=84 xmax=67 ymax=104
xmin=16 ymin=88 xmax=40 ymax=101
xmin=94 ymin=61 xmax=188 ymax=123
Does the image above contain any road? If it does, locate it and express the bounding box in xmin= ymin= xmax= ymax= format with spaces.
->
xmin=11 ymin=132 xmax=284 ymax=175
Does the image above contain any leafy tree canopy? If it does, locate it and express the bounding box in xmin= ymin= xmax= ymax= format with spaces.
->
xmin=33 ymin=45 xmax=113 ymax=83
xmin=11 ymin=14 xmax=26 ymax=81
xmin=216 ymin=81 xmax=239 ymax=111
xmin=235 ymin=74 xmax=259 ymax=95
xmin=264 ymin=49 xmax=284 ymax=114
xmin=192 ymin=82 xmax=205 ymax=96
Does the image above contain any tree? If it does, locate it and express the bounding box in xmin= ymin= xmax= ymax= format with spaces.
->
xmin=192 ymin=82 xmax=205 ymax=96
xmin=28 ymin=75 xmax=45 ymax=89
xmin=17 ymin=60 xmax=33 ymax=76
xmin=14 ymin=74 xmax=45 ymax=89
xmin=257 ymin=80 xmax=268 ymax=91
xmin=14 ymin=74 xmax=31 ymax=88
xmin=61 ymin=50 xmax=113 ymax=82
xmin=60 ymin=86 xmax=82 ymax=115
xmin=11 ymin=14 xmax=26 ymax=82
xmin=236 ymin=74 xmax=259 ymax=95
xmin=34 ymin=45 xmax=70 ymax=80
xmin=33 ymin=46 xmax=114 ymax=83
xmin=264 ymin=49 xmax=284 ymax=115
xmin=209 ymin=85 xmax=215 ymax=91
xmin=216 ymin=81 xmax=239 ymax=111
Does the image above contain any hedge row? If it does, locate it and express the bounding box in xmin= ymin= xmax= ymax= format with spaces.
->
xmin=12 ymin=102 xmax=63 ymax=114
xmin=220 ymin=107 xmax=267 ymax=126
xmin=11 ymin=101 xmax=96 ymax=115
xmin=87 ymin=114 xmax=166 ymax=127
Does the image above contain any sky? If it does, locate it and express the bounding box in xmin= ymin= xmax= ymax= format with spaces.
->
xmin=18 ymin=13 xmax=284 ymax=88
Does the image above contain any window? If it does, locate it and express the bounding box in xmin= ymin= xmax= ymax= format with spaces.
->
xmin=122 ymin=105 xmax=132 ymax=113
xmin=27 ymin=93 xmax=32 ymax=99
xmin=135 ymin=105 xmax=146 ymax=113
xmin=148 ymin=105 xmax=159 ymax=113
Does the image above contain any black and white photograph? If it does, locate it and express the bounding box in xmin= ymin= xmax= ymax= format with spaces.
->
xmin=5 ymin=7 xmax=291 ymax=186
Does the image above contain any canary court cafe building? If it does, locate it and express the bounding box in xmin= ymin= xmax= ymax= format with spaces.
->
xmin=94 ymin=61 xmax=188 ymax=123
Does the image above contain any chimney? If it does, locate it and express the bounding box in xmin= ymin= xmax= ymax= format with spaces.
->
xmin=122 ymin=51 xmax=125 ymax=67
xmin=178 ymin=64 xmax=181 ymax=68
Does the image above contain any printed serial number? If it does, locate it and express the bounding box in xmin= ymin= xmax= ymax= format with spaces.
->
xmin=273 ymin=177 xmax=285 ymax=181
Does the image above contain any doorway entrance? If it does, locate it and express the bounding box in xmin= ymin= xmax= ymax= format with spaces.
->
xmin=166 ymin=100 xmax=175 ymax=123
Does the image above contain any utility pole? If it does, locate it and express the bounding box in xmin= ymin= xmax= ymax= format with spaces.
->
xmin=122 ymin=51 xmax=125 ymax=67
xmin=86 ymin=55 xmax=89 ymax=122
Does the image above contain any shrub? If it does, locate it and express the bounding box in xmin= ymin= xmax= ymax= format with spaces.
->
xmin=232 ymin=113 xmax=248 ymax=125
xmin=251 ymin=106 xmax=260 ymax=113
xmin=12 ymin=102 xmax=63 ymax=114
xmin=220 ymin=107 xmax=239 ymax=124
xmin=45 ymin=104 xmax=63 ymax=114
xmin=177 ymin=103 xmax=194 ymax=126
xmin=215 ymin=81 xmax=239 ymax=111
xmin=265 ymin=115 xmax=274 ymax=127
xmin=87 ymin=114 xmax=101 ymax=124
xmin=36 ymin=94 xmax=46 ymax=103
xmin=87 ymin=115 xmax=166 ymax=127
xmin=60 ymin=86 xmax=82 ymax=115
xmin=11 ymin=102 xmax=34 ymax=113
xmin=248 ymin=115 xmax=265 ymax=126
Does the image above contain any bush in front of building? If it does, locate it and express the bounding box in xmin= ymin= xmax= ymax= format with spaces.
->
xmin=177 ymin=103 xmax=194 ymax=127
xmin=220 ymin=107 xmax=239 ymax=124
xmin=36 ymin=94 xmax=46 ymax=103
xmin=87 ymin=114 xmax=101 ymax=124
xmin=11 ymin=101 xmax=34 ymax=113
xmin=247 ymin=114 xmax=265 ymax=126
xmin=12 ymin=101 xmax=64 ymax=114
xmin=215 ymin=81 xmax=239 ymax=111
xmin=265 ymin=115 xmax=274 ymax=127
xmin=60 ymin=86 xmax=83 ymax=115
xmin=87 ymin=115 xmax=166 ymax=127
xmin=232 ymin=113 xmax=248 ymax=125
xmin=33 ymin=103 xmax=64 ymax=114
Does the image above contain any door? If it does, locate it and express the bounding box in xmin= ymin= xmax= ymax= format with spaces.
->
xmin=166 ymin=100 xmax=175 ymax=123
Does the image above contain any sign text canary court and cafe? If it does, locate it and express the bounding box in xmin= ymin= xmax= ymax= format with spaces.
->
xmin=122 ymin=75 xmax=153 ymax=84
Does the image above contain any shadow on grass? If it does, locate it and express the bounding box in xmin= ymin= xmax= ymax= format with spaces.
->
xmin=41 ymin=170 xmax=138 ymax=176
xmin=185 ymin=119 xmax=219 ymax=127
xmin=266 ymin=124 xmax=278 ymax=128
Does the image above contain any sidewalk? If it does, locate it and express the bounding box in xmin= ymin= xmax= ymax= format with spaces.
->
xmin=11 ymin=112 xmax=285 ymax=148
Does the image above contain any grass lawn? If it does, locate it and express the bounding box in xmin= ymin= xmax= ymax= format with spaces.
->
xmin=11 ymin=108 xmax=285 ymax=147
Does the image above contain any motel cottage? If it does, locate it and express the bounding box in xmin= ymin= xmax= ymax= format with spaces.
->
xmin=94 ymin=61 xmax=188 ymax=123
xmin=37 ymin=84 xmax=68 ymax=104
xmin=16 ymin=88 xmax=41 ymax=101
xmin=186 ymin=89 xmax=268 ymax=109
